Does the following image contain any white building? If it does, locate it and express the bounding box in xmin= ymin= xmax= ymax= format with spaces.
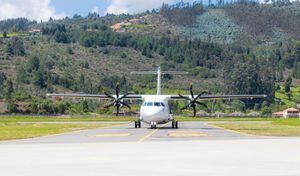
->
xmin=273 ymin=108 xmax=300 ymax=118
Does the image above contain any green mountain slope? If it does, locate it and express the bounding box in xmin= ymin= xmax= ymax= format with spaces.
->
xmin=0 ymin=1 xmax=299 ymax=115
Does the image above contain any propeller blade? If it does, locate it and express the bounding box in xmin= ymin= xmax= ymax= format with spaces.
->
xmin=104 ymin=102 xmax=115 ymax=109
xmin=119 ymin=92 xmax=131 ymax=100
xmin=178 ymin=94 xmax=191 ymax=100
xmin=195 ymin=101 xmax=208 ymax=108
xmin=104 ymin=92 xmax=115 ymax=99
xmin=194 ymin=91 xmax=208 ymax=100
xmin=190 ymin=85 xmax=194 ymax=99
xmin=120 ymin=101 xmax=131 ymax=110
xmin=181 ymin=103 xmax=191 ymax=111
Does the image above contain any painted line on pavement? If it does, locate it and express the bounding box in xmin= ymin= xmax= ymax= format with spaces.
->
xmin=207 ymin=123 xmax=257 ymax=137
xmin=168 ymin=131 xmax=207 ymax=137
xmin=94 ymin=133 xmax=131 ymax=137
xmin=137 ymin=124 xmax=168 ymax=143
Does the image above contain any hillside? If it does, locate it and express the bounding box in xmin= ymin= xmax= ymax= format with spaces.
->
xmin=0 ymin=1 xmax=299 ymax=115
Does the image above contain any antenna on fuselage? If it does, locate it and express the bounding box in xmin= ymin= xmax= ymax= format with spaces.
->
xmin=131 ymin=67 xmax=188 ymax=95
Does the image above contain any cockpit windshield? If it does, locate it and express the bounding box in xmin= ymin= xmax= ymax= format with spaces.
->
xmin=144 ymin=102 xmax=153 ymax=106
xmin=154 ymin=102 xmax=160 ymax=106
xmin=143 ymin=102 xmax=165 ymax=107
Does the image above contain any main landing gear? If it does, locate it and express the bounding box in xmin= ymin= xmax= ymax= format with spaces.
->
xmin=150 ymin=122 xmax=157 ymax=129
xmin=134 ymin=121 xmax=141 ymax=128
xmin=172 ymin=120 xmax=179 ymax=129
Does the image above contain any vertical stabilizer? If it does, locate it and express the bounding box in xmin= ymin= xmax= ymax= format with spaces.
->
xmin=131 ymin=67 xmax=188 ymax=95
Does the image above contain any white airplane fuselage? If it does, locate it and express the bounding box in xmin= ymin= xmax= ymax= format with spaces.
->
xmin=139 ymin=95 xmax=173 ymax=124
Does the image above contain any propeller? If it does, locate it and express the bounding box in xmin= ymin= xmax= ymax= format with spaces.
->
xmin=179 ymin=85 xmax=208 ymax=117
xmin=103 ymin=84 xmax=131 ymax=116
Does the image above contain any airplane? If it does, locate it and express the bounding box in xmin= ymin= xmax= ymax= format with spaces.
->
xmin=47 ymin=67 xmax=267 ymax=129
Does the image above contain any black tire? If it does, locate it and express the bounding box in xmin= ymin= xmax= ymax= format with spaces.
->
xmin=134 ymin=121 xmax=138 ymax=128
xmin=175 ymin=121 xmax=178 ymax=129
xmin=138 ymin=121 xmax=141 ymax=128
xmin=171 ymin=121 xmax=175 ymax=129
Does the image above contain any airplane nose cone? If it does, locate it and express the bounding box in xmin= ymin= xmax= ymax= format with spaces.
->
xmin=142 ymin=108 xmax=164 ymax=117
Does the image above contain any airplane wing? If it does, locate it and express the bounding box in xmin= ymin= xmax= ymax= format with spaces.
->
xmin=46 ymin=93 xmax=143 ymax=100
xmin=170 ymin=94 xmax=267 ymax=100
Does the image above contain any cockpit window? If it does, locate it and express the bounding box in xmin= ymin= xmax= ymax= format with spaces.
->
xmin=144 ymin=102 xmax=153 ymax=106
xmin=143 ymin=102 xmax=165 ymax=107
xmin=154 ymin=102 xmax=160 ymax=106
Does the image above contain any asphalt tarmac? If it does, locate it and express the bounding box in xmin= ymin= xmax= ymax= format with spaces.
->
xmin=1 ymin=122 xmax=300 ymax=176
xmin=1 ymin=121 xmax=259 ymax=144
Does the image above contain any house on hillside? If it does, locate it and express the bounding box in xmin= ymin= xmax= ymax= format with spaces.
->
xmin=273 ymin=108 xmax=300 ymax=118
xmin=28 ymin=28 xmax=41 ymax=34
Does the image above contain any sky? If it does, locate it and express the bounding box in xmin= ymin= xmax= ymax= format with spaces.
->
xmin=0 ymin=0 xmax=202 ymax=21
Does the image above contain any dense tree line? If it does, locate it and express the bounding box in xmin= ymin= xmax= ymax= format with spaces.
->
xmin=4 ymin=37 xmax=26 ymax=56
xmin=0 ymin=18 xmax=36 ymax=32
xmin=37 ymin=21 xmax=277 ymax=102
xmin=225 ymin=1 xmax=300 ymax=39
xmin=160 ymin=2 xmax=205 ymax=26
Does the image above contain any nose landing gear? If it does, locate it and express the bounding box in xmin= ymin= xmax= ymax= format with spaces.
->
xmin=134 ymin=121 xmax=141 ymax=128
xmin=172 ymin=120 xmax=178 ymax=129
xmin=150 ymin=122 xmax=157 ymax=129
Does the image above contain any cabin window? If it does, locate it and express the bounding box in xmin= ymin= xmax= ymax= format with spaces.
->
xmin=161 ymin=103 xmax=165 ymax=107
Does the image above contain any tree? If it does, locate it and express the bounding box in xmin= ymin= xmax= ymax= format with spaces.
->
xmin=27 ymin=56 xmax=40 ymax=72
xmin=17 ymin=67 xmax=29 ymax=84
xmin=32 ymin=69 xmax=46 ymax=88
xmin=284 ymin=77 xmax=292 ymax=94
xmin=5 ymin=37 xmax=25 ymax=56
xmin=82 ymin=100 xmax=89 ymax=113
xmin=3 ymin=31 xmax=7 ymax=38
xmin=7 ymin=101 xmax=18 ymax=113
xmin=5 ymin=79 xmax=14 ymax=100
xmin=0 ymin=72 xmax=7 ymax=91
xmin=231 ymin=100 xmax=246 ymax=112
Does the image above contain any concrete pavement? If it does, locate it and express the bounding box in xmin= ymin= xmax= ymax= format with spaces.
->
xmin=1 ymin=121 xmax=299 ymax=176
xmin=1 ymin=122 xmax=258 ymax=144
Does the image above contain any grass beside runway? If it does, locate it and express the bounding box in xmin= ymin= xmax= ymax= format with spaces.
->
xmin=211 ymin=119 xmax=300 ymax=136
xmin=2 ymin=115 xmax=300 ymax=139
xmin=0 ymin=122 xmax=123 ymax=141
xmin=0 ymin=115 xmax=137 ymax=123
xmin=0 ymin=115 xmax=276 ymax=123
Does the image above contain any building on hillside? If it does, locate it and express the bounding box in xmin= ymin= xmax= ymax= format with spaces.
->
xmin=272 ymin=108 xmax=300 ymax=118
xmin=28 ymin=28 xmax=41 ymax=34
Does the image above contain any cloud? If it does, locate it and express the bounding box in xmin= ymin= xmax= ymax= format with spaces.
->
xmin=105 ymin=0 xmax=195 ymax=15
xmin=0 ymin=0 xmax=65 ymax=21
xmin=91 ymin=6 xmax=101 ymax=14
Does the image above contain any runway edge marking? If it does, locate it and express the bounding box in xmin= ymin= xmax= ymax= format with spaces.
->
xmin=207 ymin=123 xmax=257 ymax=137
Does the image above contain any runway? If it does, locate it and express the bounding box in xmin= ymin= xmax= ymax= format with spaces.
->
xmin=1 ymin=121 xmax=258 ymax=144
xmin=1 ymin=122 xmax=300 ymax=176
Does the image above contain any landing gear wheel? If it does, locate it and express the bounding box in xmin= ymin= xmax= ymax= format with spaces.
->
xmin=135 ymin=121 xmax=141 ymax=128
xmin=172 ymin=121 xmax=175 ymax=129
xmin=150 ymin=123 xmax=157 ymax=129
xmin=134 ymin=121 xmax=138 ymax=128
xmin=175 ymin=121 xmax=179 ymax=129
